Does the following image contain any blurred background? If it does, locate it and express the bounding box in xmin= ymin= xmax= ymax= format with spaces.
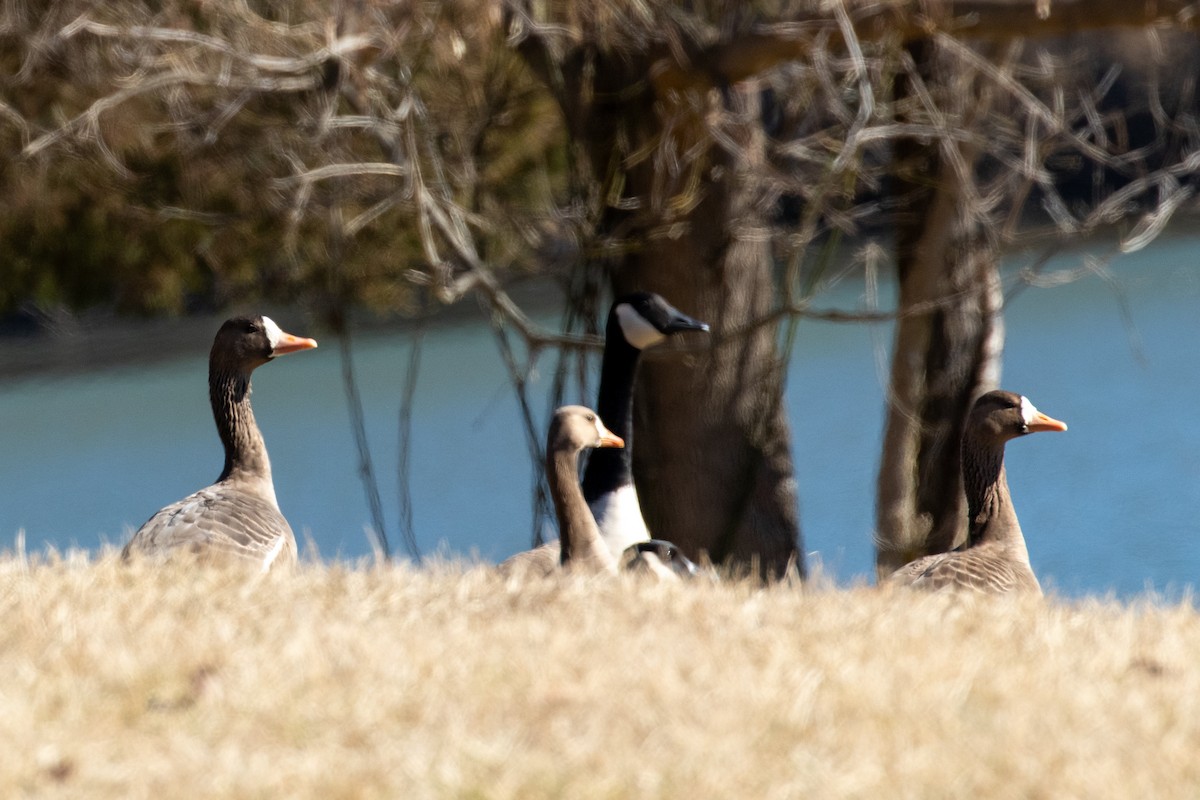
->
xmin=2 ymin=2 xmax=1199 ymax=596
xmin=3 ymin=232 xmax=1199 ymax=598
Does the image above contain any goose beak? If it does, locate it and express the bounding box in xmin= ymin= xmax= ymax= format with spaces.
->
xmin=664 ymin=310 xmax=710 ymax=334
xmin=1027 ymin=412 xmax=1067 ymax=433
xmin=595 ymin=417 xmax=625 ymax=448
xmin=598 ymin=431 xmax=625 ymax=449
xmin=272 ymin=332 xmax=319 ymax=356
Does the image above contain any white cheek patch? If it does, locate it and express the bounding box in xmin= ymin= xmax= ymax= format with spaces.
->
xmin=261 ymin=316 xmax=283 ymax=350
xmin=1019 ymin=396 xmax=1039 ymax=426
xmin=615 ymin=303 xmax=666 ymax=350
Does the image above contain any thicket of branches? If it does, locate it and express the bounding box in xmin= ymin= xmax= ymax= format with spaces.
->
xmin=5 ymin=3 xmax=1196 ymax=314
xmin=3 ymin=0 xmax=1199 ymax=559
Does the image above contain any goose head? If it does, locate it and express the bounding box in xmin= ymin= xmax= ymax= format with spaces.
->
xmin=967 ymin=390 xmax=1067 ymax=445
xmin=549 ymin=405 xmax=625 ymax=454
xmin=211 ymin=315 xmax=318 ymax=374
xmin=612 ymin=292 xmax=710 ymax=351
xmin=621 ymin=538 xmax=699 ymax=579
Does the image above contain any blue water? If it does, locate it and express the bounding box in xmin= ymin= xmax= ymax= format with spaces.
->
xmin=1 ymin=233 xmax=1198 ymax=598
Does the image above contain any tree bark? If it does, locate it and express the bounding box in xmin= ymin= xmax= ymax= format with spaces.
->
xmin=874 ymin=39 xmax=1005 ymax=578
xmin=615 ymin=91 xmax=801 ymax=579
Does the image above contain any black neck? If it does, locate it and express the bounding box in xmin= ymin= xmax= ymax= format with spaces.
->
xmin=210 ymin=366 xmax=270 ymax=482
xmin=581 ymin=317 xmax=641 ymax=501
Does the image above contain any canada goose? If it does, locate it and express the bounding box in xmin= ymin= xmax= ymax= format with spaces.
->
xmin=500 ymin=534 xmax=702 ymax=583
xmin=580 ymin=292 xmax=709 ymax=556
xmin=121 ymin=315 xmax=317 ymax=571
xmin=500 ymin=406 xmax=624 ymax=576
xmin=621 ymin=539 xmax=700 ymax=580
xmin=889 ymin=390 xmax=1067 ymax=595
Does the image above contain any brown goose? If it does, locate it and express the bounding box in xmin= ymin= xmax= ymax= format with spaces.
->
xmin=889 ymin=390 xmax=1067 ymax=595
xmin=122 ymin=315 xmax=318 ymax=571
xmin=500 ymin=406 xmax=624 ymax=577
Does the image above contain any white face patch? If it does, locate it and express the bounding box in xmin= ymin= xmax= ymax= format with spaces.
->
xmin=1019 ymin=396 xmax=1039 ymax=426
xmin=615 ymin=303 xmax=666 ymax=350
xmin=261 ymin=316 xmax=283 ymax=351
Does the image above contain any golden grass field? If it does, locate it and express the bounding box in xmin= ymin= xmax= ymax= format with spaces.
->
xmin=3 ymin=553 xmax=1199 ymax=799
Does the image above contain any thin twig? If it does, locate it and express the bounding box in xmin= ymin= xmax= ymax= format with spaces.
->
xmin=396 ymin=327 xmax=424 ymax=562
xmin=338 ymin=325 xmax=391 ymax=561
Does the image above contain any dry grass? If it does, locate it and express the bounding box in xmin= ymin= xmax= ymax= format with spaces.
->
xmin=3 ymin=554 xmax=1199 ymax=799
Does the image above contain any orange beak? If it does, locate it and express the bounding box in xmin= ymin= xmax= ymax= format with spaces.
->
xmin=1027 ymin=412 xmax=1067 ymax=433
xmin=272 ymin=331 xmax=319 ymax=356
xmin=597 ymin=419 xmax=624 ymax=448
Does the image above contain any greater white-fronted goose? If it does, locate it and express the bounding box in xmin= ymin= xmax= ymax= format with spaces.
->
xmin=889 ymin=390 xmax=1067 ymax=595
xmin=500 ymin=406 xmax=624 ymax=577
xmin=580 ymin=292 xmax=709 ymax=557
xmin=122 ymin=315 xmax=317 ymax=571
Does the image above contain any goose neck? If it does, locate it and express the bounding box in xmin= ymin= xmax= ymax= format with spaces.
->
xmin=210 ymin=366 xmax=272 ymax=484
xmin=962 ymin=438 xmax=1021 ymax=548
xmin=550 ymin=447 xmax=615 ymax=572
xmin=595 ymin=330 xmax=641 ymax=441
xmin=581 ymin=329 xmax=640 ymax=501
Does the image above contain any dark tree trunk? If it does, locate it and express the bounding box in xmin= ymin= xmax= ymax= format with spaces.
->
xmin=613 ymin=92 xmax=801 ymax=579
xmin=874 ymin=40 xmax=1004 ymax=579
xmin=519 ymin=42 xmax=802 ymax=578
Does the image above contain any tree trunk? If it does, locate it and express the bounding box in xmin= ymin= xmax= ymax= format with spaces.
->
xmin=615 ymin=92 xmax=800 ymax=579
xmin=874 ymin=40 xmax=1004 ymax=579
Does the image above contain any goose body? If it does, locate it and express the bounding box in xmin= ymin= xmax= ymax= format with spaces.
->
xmin=122 ymin=315 xmax=317 ymax=571
xmin=889 ymin=390 xmax=1067 ymax=595
xmin=580 ymin=293 xmax=708 ymax=556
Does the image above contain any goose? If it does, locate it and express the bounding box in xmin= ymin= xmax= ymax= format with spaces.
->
xmin=580 ymin=292 xmax=709 ymax=557
xmin=500 ymin=406 xmax=624 ymax=576
xmin=889 ymin=390 xmax=1067 ymax=595
xmin=621 ymin=539 xmax=700 ymax=580
xmin=121 ymin=315 xmax=318 ymax=571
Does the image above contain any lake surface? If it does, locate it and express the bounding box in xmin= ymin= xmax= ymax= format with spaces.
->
xmin=2 ymin=232 xmax=1199 ymax=598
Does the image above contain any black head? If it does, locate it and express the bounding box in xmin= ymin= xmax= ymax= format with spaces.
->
xmin=210 ymin=315 xmax=318 ymax=373
xmin=622 ymin=538 xmax=699 ymax=578
xmin=968 ymin=390 xmax=1067 ymax=444
xmin=609 ymin=292 xmax=710 ymax=351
